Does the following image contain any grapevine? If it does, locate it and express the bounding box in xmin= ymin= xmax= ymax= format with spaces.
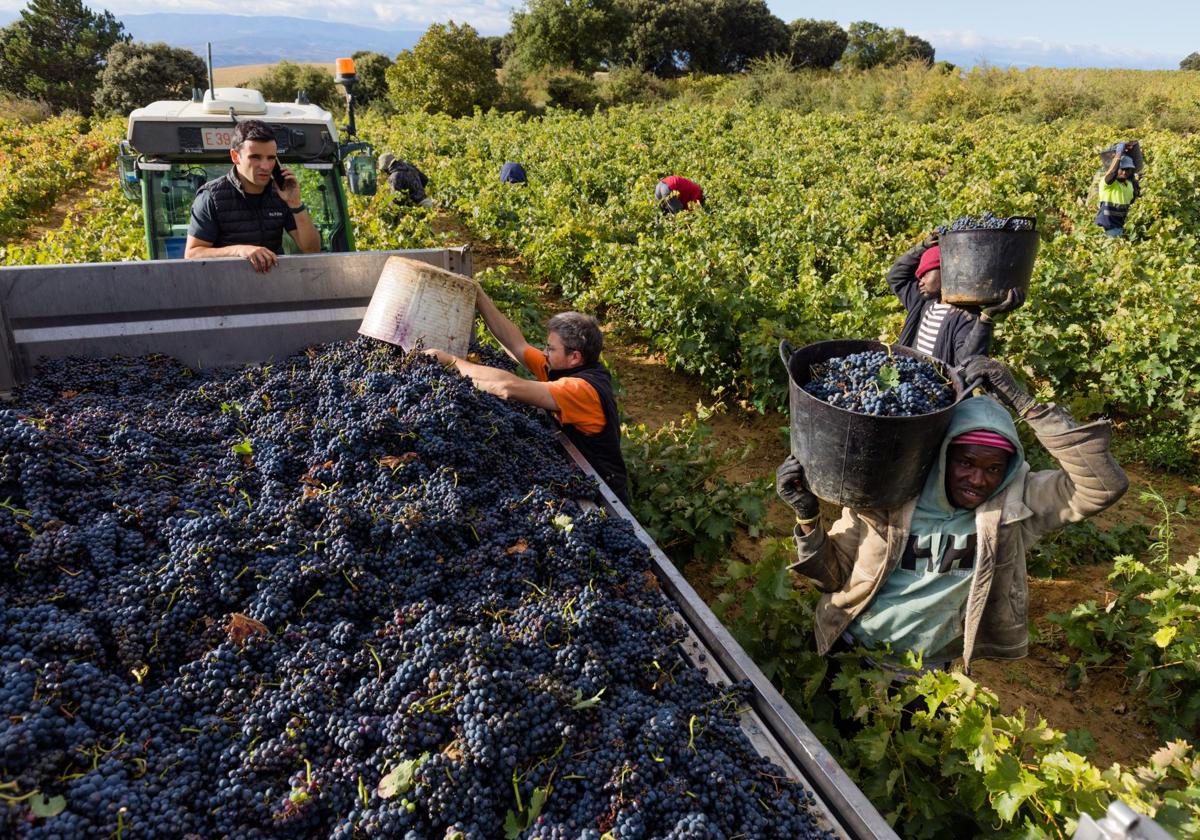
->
xmin=0 ymin=116 xmax=122 ymax=244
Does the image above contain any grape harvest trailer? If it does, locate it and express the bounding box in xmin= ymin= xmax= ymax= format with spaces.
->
xmin=0 ymin=250 xmax=895 ymax=838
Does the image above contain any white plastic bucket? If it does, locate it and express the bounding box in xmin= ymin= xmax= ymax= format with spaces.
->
xmin=358 ymin=257 xmax=477 ymax=356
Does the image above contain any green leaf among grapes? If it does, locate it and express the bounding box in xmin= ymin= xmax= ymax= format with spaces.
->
xmin=876 ymin=364 xmax=900 ymax=391
xmin=377 ymin=753 xmax=428 ymax=800
xmin=29 ymin=793 xmax=66 ymax=818
xmin=505 ymin=786 xmax=548 ymax=838
xmin=571 ymin=687 xmax=606 ymax=709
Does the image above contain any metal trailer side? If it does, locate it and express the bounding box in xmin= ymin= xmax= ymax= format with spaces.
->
xmin=559 ymin=436 xmax=899 ymax=840
xmin=0 ymin=248 xmax=472 ymax=397
xmin=0 ymin=250 xmax=896 ymax=838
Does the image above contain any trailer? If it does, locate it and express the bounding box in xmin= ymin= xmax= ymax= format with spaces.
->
xmin=0 ymin=249 xmax=897 ymax=839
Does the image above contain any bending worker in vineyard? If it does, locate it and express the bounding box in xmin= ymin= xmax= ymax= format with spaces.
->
xmin=775 ymin=357 xmax=1128 ymax=674
xmin=886 ymin=232 xmax=1023 ymax=366
xmin=379 ymin=153 xmax=434 ymax=208
xmin=185 ymin=119 xmax=320 ymax=272
xmin=656 ymin=175 xmax=704 ymax=214
xmin=1095 ymin=147 xmax=1141 ymax=237
xmin=424 ymin=290 xmax=630 ymax=505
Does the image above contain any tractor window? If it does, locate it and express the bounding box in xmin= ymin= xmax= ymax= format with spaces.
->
xmin=143 ymin=163 xmax=349 ymax=260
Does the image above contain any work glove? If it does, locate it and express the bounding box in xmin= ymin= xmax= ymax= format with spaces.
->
xmin=776 ymin=455 xmax=819 ymax=521
xmin=961 ymin=356 xmax=1035 ymax=417
xmin=921 ymin=230 xmax=939 ymax=248
xmin=980 ymin=288 xmax=1026 ymax=321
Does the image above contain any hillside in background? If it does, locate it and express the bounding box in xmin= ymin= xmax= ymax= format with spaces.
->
xmin=212 ymin=62 xmax=334 ymax=88
xmin=120 ymin=13 xmax=422 ymax=66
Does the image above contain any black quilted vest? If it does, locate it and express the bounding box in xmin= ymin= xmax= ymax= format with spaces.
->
xmin=548 ymin=363 xmax=630 ymax=505
xmin=195 ymin=168 xmax=291 ymax=254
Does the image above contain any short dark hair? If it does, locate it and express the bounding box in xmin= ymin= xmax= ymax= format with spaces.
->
xmin=231 ymin=119 xmax=277 ymax=151
xmin=547 ymin=312 xmax=603 ymax=365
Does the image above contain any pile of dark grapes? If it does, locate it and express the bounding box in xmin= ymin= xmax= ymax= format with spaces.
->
xmin=0 ymin=338 xmax=830 ymax=839
xmin=938 ymin=212 xmax=1035 ymax=233
xmin=803 ymin=351 xmax=955 ymax=416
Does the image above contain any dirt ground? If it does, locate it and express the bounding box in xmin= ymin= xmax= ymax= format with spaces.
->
xmin=432 ymin=217 xmax=1200 ymax=771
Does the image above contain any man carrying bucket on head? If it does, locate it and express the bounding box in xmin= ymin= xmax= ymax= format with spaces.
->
xmin=774 ymin=356 xmax=1127 ymax=676
xmin=1096 ymin=144 xmax=1141 ymax=237
xmin=885 ymin=233 xmax=1024 ymax=366
xmin=424 ymin=290 xmax=630 ymax=505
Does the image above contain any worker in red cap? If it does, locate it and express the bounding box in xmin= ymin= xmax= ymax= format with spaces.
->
xmin=775 ymin=357 xmax=1127 ymax=676
xmin=884 ymin=232 xmax=1024 ymax=366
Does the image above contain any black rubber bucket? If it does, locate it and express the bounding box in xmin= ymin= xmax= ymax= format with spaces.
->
xmin=1098 ymin=140 xmax=1143 ymax=173
xmin=939 ymin=216 xmax=1039 ymax=306
xmin=780 ymin=339 xmax=965 ymax=510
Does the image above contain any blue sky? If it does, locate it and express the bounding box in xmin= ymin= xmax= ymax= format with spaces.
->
xmin=769 ymin=1 xmax=1198 ymax=69
xmin=0 ymin=0 xmax=1195 ymax=69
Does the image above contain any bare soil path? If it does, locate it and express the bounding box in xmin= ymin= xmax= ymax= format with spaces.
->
xmin=8 ymin=182 xmax=99 ymax=247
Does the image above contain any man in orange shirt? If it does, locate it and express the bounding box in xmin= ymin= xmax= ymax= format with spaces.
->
xmin=425 ymin=287 xmax=630 ymax=505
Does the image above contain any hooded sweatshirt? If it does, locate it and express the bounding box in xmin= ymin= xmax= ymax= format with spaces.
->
xmin=848 ymin=397 xmax=1023 ymax=663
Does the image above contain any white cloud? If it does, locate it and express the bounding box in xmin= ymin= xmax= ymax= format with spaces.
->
xmin=0 ymin=0 xmax=517 ymax=31
xmin=921 ymin=28 xmax=1179 ymax=69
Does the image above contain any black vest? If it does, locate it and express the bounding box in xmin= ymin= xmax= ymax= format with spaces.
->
xmin=549 ymin=363 xmax=630 ymax=505
xmin=195 ymin=168 xmax=291 ymax=254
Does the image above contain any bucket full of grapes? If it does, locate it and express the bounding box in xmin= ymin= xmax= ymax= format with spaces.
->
xmin=938 ymin=214 xmax=1039 ymax=307
xmin=780 ymin=339 xmax=965 ymax=510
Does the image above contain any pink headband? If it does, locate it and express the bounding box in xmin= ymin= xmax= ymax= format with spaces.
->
xmin=951 ymin=430 xmax=1016 ymax=453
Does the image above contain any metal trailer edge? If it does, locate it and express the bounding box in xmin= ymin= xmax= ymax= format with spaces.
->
xmin=0 ymin=248 xmax=472 ymax=397
xmin=557 ymin=434 xmax=899 ymax=840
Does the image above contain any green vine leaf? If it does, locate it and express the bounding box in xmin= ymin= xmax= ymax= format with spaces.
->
xmin=29 ymin=793 xmax=66 ymax=818
xmin=571 ymin=687 xmax=605 ymax=710
xmin=377 ymin=752 xmax=428 ymax=800
xmin=876 ymin=364 xmax=900 ymax=391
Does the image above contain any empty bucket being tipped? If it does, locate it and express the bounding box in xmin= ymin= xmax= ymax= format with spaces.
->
xmin=359 ymin=256 xmax=478 ymax=356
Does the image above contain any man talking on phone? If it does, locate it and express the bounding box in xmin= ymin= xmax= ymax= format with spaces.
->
xmin=185 ymin=119 xmax=321 ymax=272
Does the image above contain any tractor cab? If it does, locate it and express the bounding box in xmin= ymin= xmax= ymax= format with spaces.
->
xmin=119 ymin=83 xmax=377 ymax=260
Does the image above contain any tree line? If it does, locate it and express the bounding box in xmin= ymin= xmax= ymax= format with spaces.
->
xmin=0 ymin=0 xmax=940 ymax=118
xmin=6 ymin=0 xmax=1198 ymax=122
xmin=500 ymin=0 xmax=932 ymax=77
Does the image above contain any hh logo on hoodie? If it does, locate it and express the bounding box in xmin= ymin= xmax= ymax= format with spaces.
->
xmin=899 ymin=533 xmax=976 ymax=576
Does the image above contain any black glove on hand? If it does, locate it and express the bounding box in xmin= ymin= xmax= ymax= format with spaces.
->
xmin=981 ymin=288 xmax=1026 ymax=321
xmin=776 ymin=455 xmax=819 ymax=521
xmin=921 ymin=230 xmax=940 ymax=249
xmin=961 ymin=356 xmax=1035 ymax=416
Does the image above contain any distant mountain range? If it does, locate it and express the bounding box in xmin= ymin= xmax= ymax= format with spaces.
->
xmin=119 ymin=13 xmax=423 ymax=67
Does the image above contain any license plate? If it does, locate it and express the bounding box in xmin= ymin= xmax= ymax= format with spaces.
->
xmin=202 ymin=127 xmax=236 ymax=150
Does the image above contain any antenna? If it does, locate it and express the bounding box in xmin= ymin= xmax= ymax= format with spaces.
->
xmin=206 ymin=42 xmax=215 ymax=100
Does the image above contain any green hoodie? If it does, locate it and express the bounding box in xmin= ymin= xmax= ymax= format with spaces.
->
xmin=848 ymin=396 xmax=1024 ymax=663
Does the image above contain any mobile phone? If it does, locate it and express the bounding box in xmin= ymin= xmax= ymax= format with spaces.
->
xmin=272 ymin=162 xmax=288 ymax=189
